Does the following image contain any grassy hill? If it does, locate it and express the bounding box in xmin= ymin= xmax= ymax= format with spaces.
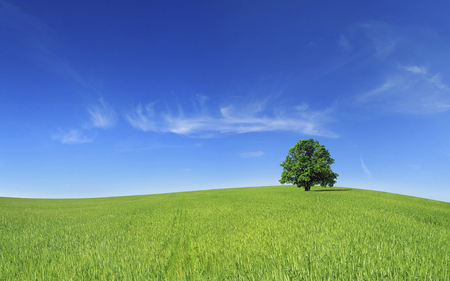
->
xmin=1 ymin=186 xmax=449 ymax=280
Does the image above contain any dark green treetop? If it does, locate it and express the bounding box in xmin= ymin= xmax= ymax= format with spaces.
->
xmin=279 ymin=138 xmax=338 ymax=191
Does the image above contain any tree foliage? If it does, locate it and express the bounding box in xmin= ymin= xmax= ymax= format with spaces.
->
xmin=279 ymin=138 xmax=338 ymax=191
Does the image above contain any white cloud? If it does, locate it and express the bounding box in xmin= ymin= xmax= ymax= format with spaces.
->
xmin=87 ymin=98 xmax=117 ymax=129
xmin=428 ymin=74 xmax=449 ymax=91
xmin=360 ymin=157 xmax=372 ymax=180
xmin=125 ymin=98 xmax=336 ymax=138
xmin=239 ymin=151 xmax=264 ymax=158
xmin=358 ymin=79 xmax=398 ymax=102
xmin=52 ymin=99 xmax=116 ymax=144
xmin=124 ymin=102 xmax=158 ymax=132
xmin=400 ymin=65 xmax=449 ymax=90
xmin=318 ymin=21 xmax=400 ymax=76
xmin=357 ymin=65 xmax=450 ymax=114
xmin=401 ymin=65 xmax=427 ymax=74
xmin=52 ymin=129 xmax=95 ymax=144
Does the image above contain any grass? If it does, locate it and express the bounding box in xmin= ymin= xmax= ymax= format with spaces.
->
xmin=0 ymin=185 xmax=449 ymax=280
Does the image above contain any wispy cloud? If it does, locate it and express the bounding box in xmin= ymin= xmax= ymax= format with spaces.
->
xmin=124 ymin=102 xmax=158 ymax=132
xmin=87 ymin=98 xmax=117 ymax=129
xmin=401 ymin=65 xmax=427 ymax=74
xmin=360 ymin=157 xmax=372 ymax=180
xmin=52 ymin=129 xmax=95 ymax=144
xmin=400 ymin=64 xmax=449 ymax=91
xmin=0 ymin=0 xmax=87 ymax=86
xmin=54 ymin=98 xmax=115 ymax=143
xmin=319 ymin=21 xmax=402 ymax=76
xmin=239 ymin=151 xmax=264 ymax=158
xmin=125 ymin=97 xmax=337 ymax=138
xmin=427 ymin=73 xmax=450 ymax=91
xmin=335 ymin=20 xmax=450 ymax=114
xmin=357 ymin=65 xmax=450 ymax=114
xmin=358 ymin=79 xmax=399 ymax=102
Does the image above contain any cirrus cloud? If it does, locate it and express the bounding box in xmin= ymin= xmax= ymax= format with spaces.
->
xmin=125 ymin=96 xmax=337 ymax=138
xmin=357 ymin=65 xmax=450 ymax=114
xmin=52 ymin=129 xmax=96 ymax=144
xmin=53 ymin=98 xmax=115 ymax=144
xmin=87 ymin=98 xmax=117 ymax=129
xmin=360 ymin=156 xmax=373 ymax=180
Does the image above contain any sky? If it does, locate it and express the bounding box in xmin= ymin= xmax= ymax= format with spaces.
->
xmin=1 ymin=0 xmax=450 ymax=201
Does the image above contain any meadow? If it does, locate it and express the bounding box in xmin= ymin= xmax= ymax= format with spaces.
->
xmin=0 ymin=186 xmax=449 ymax=280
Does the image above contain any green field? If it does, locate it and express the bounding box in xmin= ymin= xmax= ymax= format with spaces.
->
xmin=1 ymin=186 xmax=449 ymax=280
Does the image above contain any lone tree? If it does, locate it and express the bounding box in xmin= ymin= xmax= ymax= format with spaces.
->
xmin=279 ymin=138 xmax=338 ymax=191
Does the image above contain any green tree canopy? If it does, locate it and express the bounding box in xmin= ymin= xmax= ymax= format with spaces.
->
xmin=279 ymin=139 xmax=338 ymax=191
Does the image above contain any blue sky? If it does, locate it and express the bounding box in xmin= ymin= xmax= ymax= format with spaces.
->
xmin=1 ymin=0 xmax=450 ymax=201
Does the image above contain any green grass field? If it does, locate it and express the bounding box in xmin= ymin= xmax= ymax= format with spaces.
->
xmin=1 ymin=186 xmax=449 ymax=280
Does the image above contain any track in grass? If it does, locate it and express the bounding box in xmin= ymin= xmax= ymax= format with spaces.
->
xmin=1 ymin=186 xmax=449 ymax=280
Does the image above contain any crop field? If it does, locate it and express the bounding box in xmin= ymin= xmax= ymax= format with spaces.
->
xmin=0 ymin=186 xmax=449 ymax=280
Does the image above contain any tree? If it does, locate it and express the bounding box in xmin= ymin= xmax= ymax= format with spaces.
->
xmin=279 ymin=138 xmax=338 ymax=191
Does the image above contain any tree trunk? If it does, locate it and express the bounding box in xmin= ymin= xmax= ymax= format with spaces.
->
xmin=305 ymin=185 xmax=311 ymax=191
